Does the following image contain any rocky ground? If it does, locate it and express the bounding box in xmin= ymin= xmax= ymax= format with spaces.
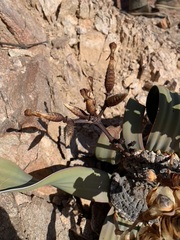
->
xmin=0 ymin=0 xmax=179 ymax=239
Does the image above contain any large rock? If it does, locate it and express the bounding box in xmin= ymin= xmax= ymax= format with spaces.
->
xmin=0 ymin=54 xmax=53 ymax=133
xmin=0 ymin=0 xmax=46 ymax=43
xmin=0 ymin=192 xmax=72 ymax=240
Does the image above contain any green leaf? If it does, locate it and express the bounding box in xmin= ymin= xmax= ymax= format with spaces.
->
xmin=123 ymin=98 xmax=145 ymax=150
xmin=0 ymin=157 xmax=110 ymax=202
xmin=0 ymin=157 xmax=35 ymax=189
xmin=95 ymin=126 xmax=122 ymax=164
xmin=146 ymin=86 xmax=180 ymax=154
xmin=99 ymin=207 xmax=117 ymax=240
xmin=99 ymin=207 xmax=139 ymax=240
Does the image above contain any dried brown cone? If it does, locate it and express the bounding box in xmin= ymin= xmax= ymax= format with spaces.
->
xmin=105 ymin=93 xmax=128 ymax=107
xmin=64 ymin=104 xmax=89 ymax=119
xmin=24 ymin=109 xmax=65 ymax=122
xmin=104 ymin=42 xmax=117 ymax=94
xmin=105 ymin=58 xmax=115 ymax=94
xmin=86 ymin=98 xmax=96 ymax=116
xmin=80 ymin=88 xmax=96 ymax=116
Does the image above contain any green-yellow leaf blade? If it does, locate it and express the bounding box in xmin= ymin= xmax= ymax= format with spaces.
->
xmin=0 ymin=158 xmax=110 ymax=203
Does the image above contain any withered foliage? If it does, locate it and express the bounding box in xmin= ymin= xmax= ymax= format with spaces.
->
xmin=117 ymin=160 xmax=180 ymax=239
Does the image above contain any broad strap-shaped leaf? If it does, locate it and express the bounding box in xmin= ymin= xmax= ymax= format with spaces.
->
xmin=99 ymin=207 xmax=117 ymax=240
xmin=0 ymin=157 xmax=35 ymax=189
xmin=123 ymin=98 xmax=145 ymax=150
xmin=95 ymin=126 xmax=122 ymax=164
xmin=146 ymin=86 xmax=180 ymax=154
xmin=99 ymin=207 xmax=139 ymax=240
xmin=0 ymin=158 xmax=110 ymax=203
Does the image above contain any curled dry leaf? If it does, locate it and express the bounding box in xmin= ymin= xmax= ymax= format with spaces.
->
xmin=64 ymin=104 xmax=89 ymax=119
xmin=146 ymin=186 xmax=175 ymax=209
xmin=152 ymin=194 xmax=175 ymax=214
xmin=137 ymin=224 xmax=160 ymax=240
xmin=105 ymin=93 xmax=128 ymax=107
xmin=24 ymin=109 xmax=65 ymax=122
xmin=145 ymin=169 xmax=157 ymax=183
xmin=140 ymin=194 xmax=175 ymax=222
xmin=161 ymin=208 xmax=180 ymax=240
xmin=134 ymin=186 xmax=177 ymax=225
xmin=173 ymin=188 xmax=180 ymax=208
xmin=170 ymin=173 xmax=180 ymax=208
xmin=171 ymin=173 xmax=180 ymax=187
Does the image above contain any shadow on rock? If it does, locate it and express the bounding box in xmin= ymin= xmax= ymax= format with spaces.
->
xmin=29 ymin=164 xmax=67 ymax=180
xmin=46 ymin=205 xmax=57 ymax=240
xmin=69 ymin=115 xmax=123 ymax=159
xmin=0 ymin=206 xmax=21 ymax=240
